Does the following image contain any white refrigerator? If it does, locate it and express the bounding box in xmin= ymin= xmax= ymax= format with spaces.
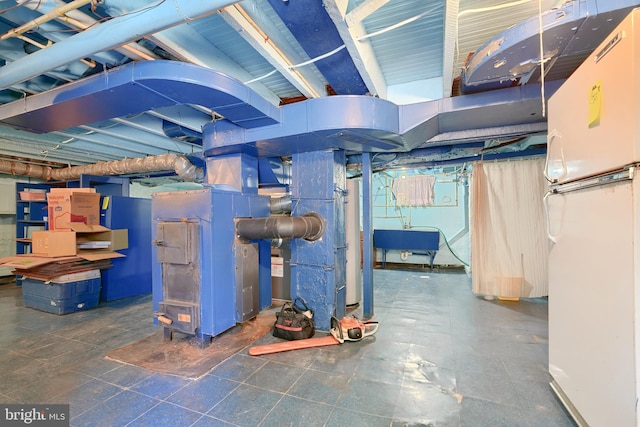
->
xmin=546 ymin=8 xmax=640 ymax=427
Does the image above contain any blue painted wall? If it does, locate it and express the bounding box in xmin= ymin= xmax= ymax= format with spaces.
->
xmin=358 ymin=168 xmax=470 ymax=268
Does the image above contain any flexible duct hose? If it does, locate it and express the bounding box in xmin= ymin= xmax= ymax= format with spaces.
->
xmin=0 ymin=154 xmax=204 ymax=182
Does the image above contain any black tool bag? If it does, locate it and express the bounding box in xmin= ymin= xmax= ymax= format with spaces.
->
xmin=272 ymin=297 xmax=315 ymax=340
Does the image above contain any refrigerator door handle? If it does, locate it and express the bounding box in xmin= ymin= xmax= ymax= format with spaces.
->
xmin=544 ymin=129 xmax=566 ymax=183
xmin=543 ymin=191 xmax=558 ymax=244
xmin=550 ymin=166 xmax=635 ymax=194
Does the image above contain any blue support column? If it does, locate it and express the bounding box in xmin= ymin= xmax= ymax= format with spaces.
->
xmin=290 ymin=150 xmax=347 ymax=330
xmin=362 ymin=152 xmax=374 ymax=319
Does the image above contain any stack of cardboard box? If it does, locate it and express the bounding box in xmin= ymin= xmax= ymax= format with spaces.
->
xmin=8 ymin=187 xmax=128 ymax=263
xmin=0 ymin=188 xmax=129 ymax=314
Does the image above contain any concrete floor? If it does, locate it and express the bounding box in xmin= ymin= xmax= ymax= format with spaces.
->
xmin=0 ymin=269 xmax=575 ymax=426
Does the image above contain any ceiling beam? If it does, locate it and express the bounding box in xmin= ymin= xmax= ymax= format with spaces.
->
xmin=0 ymin=136 xmax=119 ymax=165
xmin=76 ymin=125 xmax=198 ymax=155
xmin=49 ymin=130 xmax=167 ymax=158
xmin=346 ymin=0 xmax=390 ymax=24
xmin=0 ymin=0 xmax=238 ymax=90
xmin=0 ymin=152 xmax=70 ymax=169
xmin=219 ymin=4 xmax=326 ymax=99
xmin=323 ymin=0 xmax=387 ymax=98
xmin=442 ymin=0 xmax=459 ymax=97
xmin=147 ymin=25 xmax=283 ymax=106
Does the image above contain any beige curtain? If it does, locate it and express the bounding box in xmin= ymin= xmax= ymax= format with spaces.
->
xmin=470 ymin=158 xmax=549 ymax=298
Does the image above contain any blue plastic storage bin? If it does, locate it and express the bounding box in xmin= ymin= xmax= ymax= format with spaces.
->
xmin=22 ymin=270 xmax=101 ymax=314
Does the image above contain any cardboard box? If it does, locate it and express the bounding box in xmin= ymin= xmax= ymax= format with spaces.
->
xmin=71 ymin=223 xmax=128 ymax=252
xmin=68 ymin=223 xmax=128 ymax=261
xmin=19 ymin=191 xmax=46 ymax=201
xmin=12 ymin=223 xmax=129 ymax=263
xmin=48 ymin=188 xmax=96 ymax=195
xmin=47 ymin=188 xmax=100 ymax=231
xmin=0 ymin=255 xmax=78 ymax=269
xmin=31 ymin=231 xmax=77 ymax=257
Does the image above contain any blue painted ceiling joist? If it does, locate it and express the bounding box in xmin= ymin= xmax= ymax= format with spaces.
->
xmin=267 ymin=0 xmax=368 ymax=95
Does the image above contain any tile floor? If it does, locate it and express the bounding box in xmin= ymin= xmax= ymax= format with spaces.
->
xmin=0 ymin=269 xmax=575 ymax=426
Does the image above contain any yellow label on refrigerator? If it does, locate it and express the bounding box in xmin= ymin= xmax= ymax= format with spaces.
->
xmin=588 ymin=80 xmax=602 ymax=128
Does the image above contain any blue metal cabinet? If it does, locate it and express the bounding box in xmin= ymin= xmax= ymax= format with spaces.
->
xmin=100 ymin=195 xmax=152 ymax=301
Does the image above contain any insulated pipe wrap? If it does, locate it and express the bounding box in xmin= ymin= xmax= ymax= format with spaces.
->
xmin=236 ymin=213 xmax=324 ymax=241
xmin=0 ymin=154 xmax=204 ymax=182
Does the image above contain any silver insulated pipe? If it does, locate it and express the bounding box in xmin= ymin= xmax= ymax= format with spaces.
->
xmin=236 ymin=213 xmax=324 ymax=242
xmin=0 ymin=153 xmax=204 ymax=182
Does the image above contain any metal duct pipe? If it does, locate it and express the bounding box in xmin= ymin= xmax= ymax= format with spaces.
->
xmin=0 ymin=153 xmax=204 ymax=182
xmin=236 ymin=213 xmax=325 ymax=241
xmin=0 ymin=0 xmax=239 ymax=90
xmin=270 ymin=194 xmax=292 ymax=214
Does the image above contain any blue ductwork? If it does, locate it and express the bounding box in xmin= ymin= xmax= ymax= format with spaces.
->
xmin=162 ymin=120 xmax=203 ymax=145
xmin=0 ymin=59 xmax=560 ymax=157
xmin=204 ymin=80 xmax=562 ymax=157
xmin=345 ymin=142 xmax=487 ymax=172
xmin=258 ymin=157 xmax=289 ymax=189
xmin=461 ymin=0 xmax=640 ymax=93
xmin=415 ymin=147 xmax=548 ymax=168
xmin=267 ymin=0 xmax=368 ymax=95
xmin=0 ymin=61 xmax=280 ymax=132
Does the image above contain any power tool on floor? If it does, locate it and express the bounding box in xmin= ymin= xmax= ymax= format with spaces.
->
xmin=330 ymin=316 xmax=379 ymax=343
xmin=248 ymin=315 xmax=379 ymax=356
